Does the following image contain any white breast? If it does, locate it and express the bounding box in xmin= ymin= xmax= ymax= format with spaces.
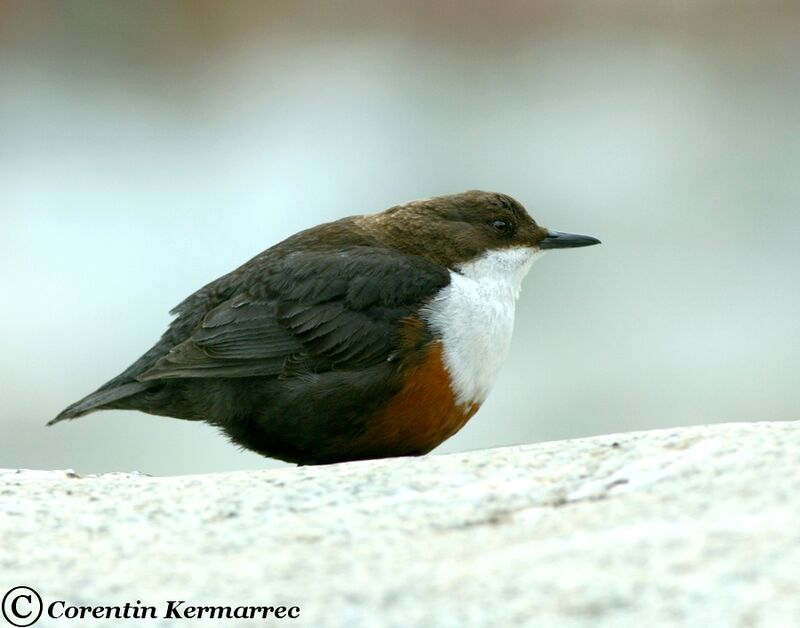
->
xmin=422 ymin=247 xmax=544 ymax=406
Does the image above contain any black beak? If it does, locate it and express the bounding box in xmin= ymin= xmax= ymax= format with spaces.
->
xmin=539 ymin=230 xmax=601 ymax=250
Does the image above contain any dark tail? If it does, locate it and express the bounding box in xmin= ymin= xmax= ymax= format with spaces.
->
xmin=48 ymin=329 xmax=180 ymax=426
xmin=48 ymin=381 xmax=153 ymax=425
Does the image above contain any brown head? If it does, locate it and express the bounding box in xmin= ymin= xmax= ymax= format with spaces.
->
xmin=357 ymin=190 xmax=600 ymax=269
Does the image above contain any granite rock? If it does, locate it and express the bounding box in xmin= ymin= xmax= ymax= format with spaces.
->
xmin=1 ymin=421 xmax=798 ymax=627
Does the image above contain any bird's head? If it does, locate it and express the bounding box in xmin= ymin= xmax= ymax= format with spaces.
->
xmin=361 ymin=190 xmax=600 ymax=274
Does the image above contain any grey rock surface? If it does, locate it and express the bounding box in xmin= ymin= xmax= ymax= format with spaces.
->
xmin=1 ymin=421 xmax=798 ymax=627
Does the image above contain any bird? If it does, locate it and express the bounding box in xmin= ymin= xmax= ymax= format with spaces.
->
xmin=51 ymin=190 xmax=600 ymax=465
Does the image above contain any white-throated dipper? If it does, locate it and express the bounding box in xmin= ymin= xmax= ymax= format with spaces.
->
xmin=51 ymin=191 xmax=600 ymax=464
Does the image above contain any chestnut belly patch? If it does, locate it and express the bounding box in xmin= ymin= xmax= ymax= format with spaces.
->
xmin=347 ymin=341 xmax=480 ymax=458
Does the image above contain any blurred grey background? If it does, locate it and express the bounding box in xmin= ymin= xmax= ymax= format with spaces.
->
xmin=1 ymin=1 xmax=798 ymax=475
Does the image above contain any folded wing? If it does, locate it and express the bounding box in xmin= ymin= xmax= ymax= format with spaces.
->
xmin=138 ymin=247 xmax=450 ymax=381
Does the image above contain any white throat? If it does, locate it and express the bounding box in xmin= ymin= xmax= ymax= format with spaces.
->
xmin=422 ymin=247 xmax=544 ymax=406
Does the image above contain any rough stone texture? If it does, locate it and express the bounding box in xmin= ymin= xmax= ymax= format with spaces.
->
xmin=1 ymin=421 xmax=798 ymax=627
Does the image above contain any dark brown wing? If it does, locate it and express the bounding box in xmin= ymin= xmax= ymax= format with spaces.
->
xmin=137 ymin=247 xmax=450 ymax=381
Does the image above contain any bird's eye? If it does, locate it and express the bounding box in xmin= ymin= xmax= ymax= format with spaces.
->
xmin=491 ymin=219 xmax=512 ymax=234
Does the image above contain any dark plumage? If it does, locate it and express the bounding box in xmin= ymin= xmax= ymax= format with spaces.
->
xmin=51 ymin=190 xmax=599 ymax=464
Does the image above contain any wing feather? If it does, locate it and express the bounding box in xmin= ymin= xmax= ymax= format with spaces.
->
xmin=138 ymin=247 xmax=449 ymax=381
